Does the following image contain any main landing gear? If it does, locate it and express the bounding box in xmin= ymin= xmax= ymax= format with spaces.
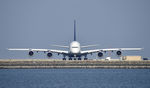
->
xmin=63 ymin=58 xmax=66 ymax=60
xmin=78 ymin=57 xmax=81 ymax=60
xmin=84 ymin=58 xmax=88 ymax=60
xmin=62 ymin=57 xmax=88 ymax=60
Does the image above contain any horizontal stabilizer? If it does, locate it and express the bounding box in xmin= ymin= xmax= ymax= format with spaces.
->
xmin=81 ymin=44 xmax=99 ymax=48
xmin=52 ymin=45 xmax=69 ymax=48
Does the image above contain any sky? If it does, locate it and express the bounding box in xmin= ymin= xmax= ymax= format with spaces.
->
xmin=0 ymin=0 xmax=150 ymax=59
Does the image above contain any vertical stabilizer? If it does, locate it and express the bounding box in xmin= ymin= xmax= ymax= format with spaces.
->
xmin=74 ymin=20 xmax=76 ymax=41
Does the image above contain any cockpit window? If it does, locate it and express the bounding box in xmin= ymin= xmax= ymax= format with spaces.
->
xmin=72 ymin=47 xmax=78 ymax=48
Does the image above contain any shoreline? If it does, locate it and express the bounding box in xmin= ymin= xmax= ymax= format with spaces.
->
xmin=0 ymin=59 xmax=150 ymax=69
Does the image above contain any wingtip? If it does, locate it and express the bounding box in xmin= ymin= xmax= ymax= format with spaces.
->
xmin=6 ymin=48 xmax=10 ymax=50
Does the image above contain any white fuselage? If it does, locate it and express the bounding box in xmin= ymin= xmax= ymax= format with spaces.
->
xmin=70 ymin=41 xmax=81 ymax=54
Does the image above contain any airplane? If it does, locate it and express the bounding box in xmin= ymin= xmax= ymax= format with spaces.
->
xmin=8 ymin=20 xmax=142 ymax=60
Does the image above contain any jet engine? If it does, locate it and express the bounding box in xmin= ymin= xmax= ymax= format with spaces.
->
xmin=29 ymin=51 xmax=34 ymax=56
xmin=116 ymin=51 xmax=122 ymax=56
xmin=98 ymin=52 xmax=103 ymax=57
xmin=47 ymin=53 xmax=52 ymax=57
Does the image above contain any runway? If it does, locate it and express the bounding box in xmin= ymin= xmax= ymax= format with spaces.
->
xmin=0 ymin=59 xmax=150 ymax=69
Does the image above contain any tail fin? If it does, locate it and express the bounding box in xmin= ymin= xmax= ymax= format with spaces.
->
xmin=74 ymin=20 xmax=76 ymax=41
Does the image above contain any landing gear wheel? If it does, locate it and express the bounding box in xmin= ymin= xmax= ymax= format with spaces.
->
xmin=69 ymin=58 xmax=72 ymax=60
xmin=84 ymin=58 xmax=88 ymax=60
xmin=78 ymin=57 xmax=81 ymax=60
xmin=63 ymin=58 xmax=66 ymax=60
xmin=29 ymin=51 xmax=34 ymax=56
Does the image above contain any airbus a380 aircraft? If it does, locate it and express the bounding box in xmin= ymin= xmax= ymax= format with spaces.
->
xmin=8 ymin=20 xmax=142 ymax=60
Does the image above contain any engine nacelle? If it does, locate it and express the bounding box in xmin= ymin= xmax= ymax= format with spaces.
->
xmin=98 ymin=52 xmax=103 ymax=57
xmin=116 ymin=51 xmax=122 ymax=56
xmin=47 ymin=53 xmax=52 ymax=57
xmin=29 ymin=51 xmax=34 ymax=56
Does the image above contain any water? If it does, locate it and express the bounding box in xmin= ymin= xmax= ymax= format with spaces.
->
xmin=0 ymin=69 xmax=150 ymax=88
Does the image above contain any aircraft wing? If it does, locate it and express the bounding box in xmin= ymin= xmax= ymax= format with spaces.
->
xmin=81 ymin=48 xmax=142 ymax=54
xmin=8 ymin=48 xmax=68 ymax=54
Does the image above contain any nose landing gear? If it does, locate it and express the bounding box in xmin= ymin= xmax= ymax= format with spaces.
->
xmin=69 ymin=57 xmax=72 ymax=60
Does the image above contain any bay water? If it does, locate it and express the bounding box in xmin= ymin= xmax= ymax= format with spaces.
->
xmin=0 ymin=69 xmax=150 ymax=88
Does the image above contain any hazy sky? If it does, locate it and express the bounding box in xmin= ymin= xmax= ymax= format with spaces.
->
xmin=0 ymin=0 xmax=150 ymax=59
